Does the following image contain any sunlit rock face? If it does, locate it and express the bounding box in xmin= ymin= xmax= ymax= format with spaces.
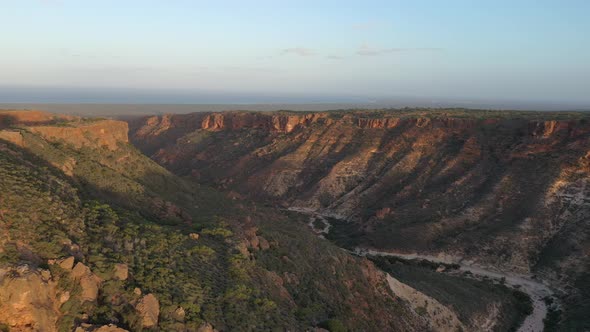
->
xmin=0 ymin=266 xmax=62 ymax=332
xmin=129 ymin=110 xmax=590 ymax=275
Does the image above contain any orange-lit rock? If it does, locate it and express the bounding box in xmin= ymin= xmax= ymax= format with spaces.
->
xmin=28 ymin=120 xmax=128 ymax=150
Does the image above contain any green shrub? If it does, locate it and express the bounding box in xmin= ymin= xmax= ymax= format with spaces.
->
xmin=319 ymin=318 xmax=347 ymax=332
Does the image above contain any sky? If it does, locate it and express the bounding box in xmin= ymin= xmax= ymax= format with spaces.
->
xmin=1 ymin=0 xmax=589 ymax=106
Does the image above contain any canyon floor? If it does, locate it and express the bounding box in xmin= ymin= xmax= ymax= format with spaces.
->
xmin=294 ymin=208 xmax=553 ymax=332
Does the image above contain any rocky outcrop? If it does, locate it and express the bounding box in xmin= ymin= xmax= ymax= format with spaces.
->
xmin=172 ymin=306 xmax=186 ymax=321
xmin=131 ymin=113 xmax=206 ymax=143
xmin=135 ymin=293 xmax=160 ymax=328
xmin=57 ymin=256 xmax=75 ymax=270
xmin=28 ymin=120 xmax=128 ymax=150
xmin=0 ymin=110 xmax=74 ymax=127
xmin=0 ymin=262 xmax=139 ymax=332
xmin=200 ymin=112 xmax=328 ymax=133
xmin=357 ymin=117 xmax=401 ymax=129
xmin=113 ymin=263 xmax=128 ymax=281
xmin=196 ymin=322 xmax=219 ymax=332
xmin=71 ymin=262 xmax=102 ymax=302
xmin=0 ymin=259 xmax=126 ymax=331
xmin=0 ymin=266 xmax=62 ymax=332
xmin=2 ymin=112 xmax=128 ymax=155
xmin=529 ymin=120 xmax=588 ymax=138
xmin=0 ymin=130 xmax=24 ymax=147
xmin=75 ymin=324 xmax=129 ymax=332
xmin=129 ymin=112 xmax=329 ymax=155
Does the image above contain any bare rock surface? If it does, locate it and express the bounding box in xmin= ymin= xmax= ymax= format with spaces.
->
xmin=113 ymin=263 xmax=128 ymax=280
xmin=71 ymin=262 xmax=102 ymax=302
xmin=0 ymin=266 xmax=61 ymax=332
xmin=135 ymin=293 xmax=160 ymax=328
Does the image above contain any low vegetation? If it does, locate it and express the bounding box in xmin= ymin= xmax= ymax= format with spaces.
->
xmin=0 ymin=119 xmax=427 ymax=331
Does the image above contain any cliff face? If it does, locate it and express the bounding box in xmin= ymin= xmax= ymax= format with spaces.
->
xmin=129 ymin=111 xmax=590 ymax=273
xmin=0 ymin=110 xmax=74 ymax=127
xmin=129 ymin=112 xmax=329 ymax=155
xmin=200 ymin=112 xmax=328 ymax=132
xmin=0 ymin=109 xmax=129 ymax=151
xmin=0 ymin=130 xmax=25 ymax=147
xmin=28 ymin=120 xmax=129 ymax=150
xmin=130 ymin=110 xmax=590 ymax=330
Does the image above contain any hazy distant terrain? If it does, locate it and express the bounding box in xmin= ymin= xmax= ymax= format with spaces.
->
xmin=1 ymin=99 xmax=589 ymax=118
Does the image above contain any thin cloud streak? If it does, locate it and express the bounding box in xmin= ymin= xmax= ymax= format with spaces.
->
xmin=357 ymin=45 xmax=443 ymax=56
xmin=280 ymin=47 xmax=316 ymax=57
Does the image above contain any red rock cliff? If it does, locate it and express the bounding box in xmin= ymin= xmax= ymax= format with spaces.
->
xmin=29 ymin=120 xmax=129 ymax=150
xmin=0 ymin=110 xmax=75 ymax=127
xmin=200 ymin=112 xmax=328 ymax=133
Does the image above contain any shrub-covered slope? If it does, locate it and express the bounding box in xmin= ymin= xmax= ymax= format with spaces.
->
xmin=0 ymin=112 xmax=428 ymax=331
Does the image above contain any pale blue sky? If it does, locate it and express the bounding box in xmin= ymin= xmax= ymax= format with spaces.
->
xmin=1 ymin=0 xmax=589 ymax=104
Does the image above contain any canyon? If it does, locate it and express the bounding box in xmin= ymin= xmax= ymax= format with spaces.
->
xmin=0 ymin=108 xmax=588 ymax=331
xmin=0 ymin=110 xmax=431 ymax=331
xmin=129 ymin=109 xmax=590 ymax=331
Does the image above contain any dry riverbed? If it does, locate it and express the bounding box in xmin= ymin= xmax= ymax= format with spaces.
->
xmin=355 ymin=248 xmax=554 ymax=332
xmin=290 ymin=207 xmax=556 ymax=332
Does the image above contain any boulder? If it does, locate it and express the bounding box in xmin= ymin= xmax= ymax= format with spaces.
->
xmin=71 ymin=262 xmax=102 ymax=302
xmin=197 ymin=322 xmax=218 ymax=332
xmin=58 ymin=256 xmax=75 ymax=270
xmin=172 ymin=306 xmax=186 ymax=321
xmin=113 ymin=263 xmax=128 ymax=281
xmin=135 ymin=293 xmax=160 ymax=328
xmin=75 ymin=324 xmax=129 ymax=332
xmin=59 ymin=291 xmax=71 ymax=304
xmin=95 ymin=325 xmax=129 ymax=332
xmin=0 ymin=267 xmax=61 ymax=332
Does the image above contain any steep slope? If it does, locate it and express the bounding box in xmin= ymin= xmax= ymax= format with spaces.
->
xmin=0 ymin=111 xmax=429 ymax=331
xmin=129 ymin=109 xmax=590 ymax=331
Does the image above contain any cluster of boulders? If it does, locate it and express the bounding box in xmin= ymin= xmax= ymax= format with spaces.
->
xmin=36 ymin=257 xmax=160 ymax=331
